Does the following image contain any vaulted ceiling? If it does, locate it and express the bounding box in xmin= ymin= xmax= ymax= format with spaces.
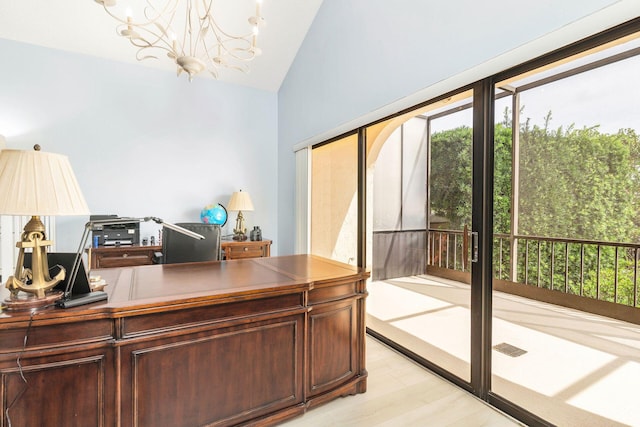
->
xmin=0 ymin=0 xmax=323 ymax=91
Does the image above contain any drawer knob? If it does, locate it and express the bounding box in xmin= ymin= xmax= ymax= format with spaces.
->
xmin=243 ymin=247 xmax=248 ymax=251
xmin=122 ymin=253 xmax=128 ymax=258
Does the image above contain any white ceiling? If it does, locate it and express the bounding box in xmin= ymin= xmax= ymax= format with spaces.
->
xmin=0 ymin=0 xmax=323 ymax=92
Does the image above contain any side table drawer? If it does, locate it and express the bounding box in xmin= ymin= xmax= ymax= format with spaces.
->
xmin=225 ymin=245 xmax=264 ymax=259
xmin=96 ymin=253 xmax=152 ymax=268
xmin=221 ymin=240 xmax=271 ymax=260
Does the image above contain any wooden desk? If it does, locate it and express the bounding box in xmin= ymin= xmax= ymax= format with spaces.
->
xmin=221 ymin=239 xmax=271 ymax=260
xmin=0 ymin=255 xmax=368 ymax=427
xmin=89 ymin=245 xmax=162 ymax=269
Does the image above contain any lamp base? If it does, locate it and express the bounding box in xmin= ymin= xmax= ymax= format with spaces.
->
xmin=232 ymin=233 xmax=248 ymax=241
xmin=3 ymin=290 xmax=63 ymax=311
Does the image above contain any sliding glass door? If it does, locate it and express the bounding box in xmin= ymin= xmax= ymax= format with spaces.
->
xmin=490 ymin=30 xmax=640 ymax=427
xmin=303 ymin=19 xmax=640 ymax=427
xmin=365 ymin=89 xmax=476 ymax=384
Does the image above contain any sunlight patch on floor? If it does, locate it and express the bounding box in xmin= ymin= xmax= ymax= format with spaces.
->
xmin=387 ymin=276 xmax=457 ymax=287
xmin=592 ymin=333 xmax=640 ymax=350
xmin=567 ymin=360 xmax=640 ymax=426
xmin=492 ymin=316 xmax=615 ymax=396
xmin=390 ymin=306 xmax=470 ymax=362
xmin=368 ymin=281 xmax=453 ymax=321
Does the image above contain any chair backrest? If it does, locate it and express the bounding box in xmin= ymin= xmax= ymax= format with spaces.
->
xmin=161 ymin=223 xmax=221 ymax=264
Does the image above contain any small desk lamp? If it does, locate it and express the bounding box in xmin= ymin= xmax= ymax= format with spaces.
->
xmin=227 ymin=190 xmax=254 ymax=241
xmin=0 ymin=145 xmax=89 ymax=309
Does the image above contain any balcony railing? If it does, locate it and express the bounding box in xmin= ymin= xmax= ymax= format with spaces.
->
xmin=428 ymin=228 xmax=471 ymax=273
xmin=427 ymin=229 xmax=640 ymax=309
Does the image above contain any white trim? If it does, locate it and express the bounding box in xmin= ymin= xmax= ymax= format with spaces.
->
xmin=294 ymin=147 xmax=311 ymax=254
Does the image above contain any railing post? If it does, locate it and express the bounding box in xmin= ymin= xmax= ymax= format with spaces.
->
xmin=551 ymin=241 xmax=555 ymax=291
xmin=509 ymin=89 xmax=520 ymax=283
xmin=597 ymin=245 xmax=601 ymax=300
xmin=580 ymin=244 xmax=585 ymax=297
xmin=614 ymin=246 xmax=619 ymax=304
xmin=635 ymin=248 xmax=638 ymax=307
xmin=537 ymin=240 xmax=541 ymax=288
xmin=565 ymin=242 xmax=569 ymax=294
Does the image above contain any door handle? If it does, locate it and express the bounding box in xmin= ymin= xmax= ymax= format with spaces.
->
xmin=471 ymin=231 xmax=479 ymax=263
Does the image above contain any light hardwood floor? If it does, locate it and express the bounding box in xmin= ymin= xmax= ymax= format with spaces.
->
xmin=281 ymin=336 xmax=523 ymax=426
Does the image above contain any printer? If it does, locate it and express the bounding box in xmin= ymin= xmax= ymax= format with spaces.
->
xmin=91 ymin=215 xmax=140 ymax=246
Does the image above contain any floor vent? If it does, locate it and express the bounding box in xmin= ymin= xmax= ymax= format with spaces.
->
xmin=493 ymin=342 xmax=527 ymax=357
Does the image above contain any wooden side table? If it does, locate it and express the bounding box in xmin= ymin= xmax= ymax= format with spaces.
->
xmin=221 ymin=239 xmax=271 ymax=260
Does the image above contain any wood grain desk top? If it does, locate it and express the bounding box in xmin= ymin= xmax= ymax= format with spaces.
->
xmin=0 ymin=255 xmax=368 ymax=321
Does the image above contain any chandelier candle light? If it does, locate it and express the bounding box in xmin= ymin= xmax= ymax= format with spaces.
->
xmin=95 ymin=0 xmax=266 ymax=81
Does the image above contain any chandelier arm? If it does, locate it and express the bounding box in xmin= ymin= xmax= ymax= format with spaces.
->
xmin=206 ymin=29 xmax=253 ymax=57
xmin=139 ymin=6 xmax=180 ymax=51
xmin=187 ymin=0 xmax=202 ymax=57
xmin=193 ymin=0 xmax=212 ymax=54
xmin=208 ymin=44 xmax=256 ymax=64
xmin=200 ymin=4 xmax=260 ymax=60
xmin=204 ymin=3 xmax=261 ymax=41
xmin=115 ymin=20 xmax=177 ymax=54
xmin=99 ymin=0 xmax=178 ymax=27
xmin=136 ymin=51 xmax=159 ymax=62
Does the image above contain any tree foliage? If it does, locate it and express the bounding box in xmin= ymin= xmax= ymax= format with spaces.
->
xmin=429 ymin=108 xmax=640 ymax=306
xmin=518 ymin=114 xmax=640 ymax=242
xmin=430 ymin=126 xmax=472 ymax=230
xmin=431 ymin=109 xmax=640 ymax=243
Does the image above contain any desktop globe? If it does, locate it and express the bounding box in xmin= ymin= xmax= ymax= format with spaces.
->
xmin=200 ymin=203 xmax=227 ymax=226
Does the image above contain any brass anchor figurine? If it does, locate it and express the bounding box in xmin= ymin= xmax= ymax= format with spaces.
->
xmin=6 ymin=215 xmax=65 ymax=299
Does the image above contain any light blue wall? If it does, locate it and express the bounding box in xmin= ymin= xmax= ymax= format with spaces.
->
xmin=277 ymin=0 xmax=638 ymax=255
xmin=0 ymin=39 xmax=278 ymax=253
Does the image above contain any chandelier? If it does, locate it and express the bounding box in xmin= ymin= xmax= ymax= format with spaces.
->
xmin=95 ymin=0 xmax=266 ymax=81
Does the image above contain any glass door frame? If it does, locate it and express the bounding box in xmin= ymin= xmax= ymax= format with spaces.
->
xmin=306 ymin=17 xmax=640 ymax=427
xmin=471 ymin=79 xmax=493 ymax=400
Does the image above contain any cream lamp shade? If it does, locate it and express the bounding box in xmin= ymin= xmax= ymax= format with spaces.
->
xmin=227 ymin=190 xmax=254 ymax=241
xmin=0 ymin=146 xmax=89 ymax=308
xmin=0 ymin=148 xmax=89 ymax=216
xmin=227 ymin=190 xmax=254 ymax=212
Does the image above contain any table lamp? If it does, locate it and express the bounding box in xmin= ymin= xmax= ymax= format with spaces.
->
xmin=227 ymin=190 xmax=254 ymax=241
xmin=0 ymin=145 xmax=89 ymax=309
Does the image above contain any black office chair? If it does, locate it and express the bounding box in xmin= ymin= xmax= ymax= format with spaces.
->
xmin=154 ymin=223 xmax=221 ymax=264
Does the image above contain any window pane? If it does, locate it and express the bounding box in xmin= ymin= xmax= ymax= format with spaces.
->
xmin=430 ymin=108 xmax=473 ymax=231
xmin=402 ymin=117 xmax=427 ymax=230
xmin=373 ymin=127 xmax=402 ymax=231
xmin=311 ymin=134 xmax=358 ymax=264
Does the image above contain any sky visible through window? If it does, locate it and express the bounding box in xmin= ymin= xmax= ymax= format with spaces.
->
xmin=429 ymin=38 xmax=640 ymax=135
